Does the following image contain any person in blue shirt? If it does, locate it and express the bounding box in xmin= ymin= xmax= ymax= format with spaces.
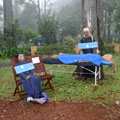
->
xmin=16 ymin=54 xmax=43 ymax=98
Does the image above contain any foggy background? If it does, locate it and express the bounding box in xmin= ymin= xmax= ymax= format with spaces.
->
xmin=0 ymin=0 xmax=120 ymax=47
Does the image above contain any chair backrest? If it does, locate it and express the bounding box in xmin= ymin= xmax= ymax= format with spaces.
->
xmin=78 ymin=41 xmax=98 ymax=49
xmin=26 ymin=55 xmax=46 ymax=74
xmin=12 ymin=54 xmax=46 ymax=79
xmin=11 ymin=57 xmax=20 ymax=81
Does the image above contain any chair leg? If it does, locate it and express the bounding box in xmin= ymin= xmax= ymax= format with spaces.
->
xmin=13 ymin=83 xmax=25 ymax=100
xmin=44 ymin=77 xmax=54 ymax=91
xmin=13 ymin=83 xmax=19 ymax=96
xmin=48 ymin=79 xmax=54 ymax=90
xmin=47 ymin=78 xmax=54 ymax=91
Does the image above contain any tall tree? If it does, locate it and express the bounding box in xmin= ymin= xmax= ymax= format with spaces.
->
xmin=82 ymin=0 xmax=97 ymax=40
xmin=82 ymin=0 xmax=103 ymax=54
xmin=3 ymin=0 xmax=13 ymax=30
xmin=82 ymin=0 xmax=104 ymax=79
xmin=38 ymin=11 xmax=57 ymax=45
xmin=37 ymin=0 xmax=41 ymax=23
xmin=57 ymin=0 xmax=82 ymax=38
xmin=19 ymin=2 xmax=38 ymax=30
xmin=13 ymin=0 xmax=22 ymax=20
xmin=0 ymin=5 xmax=3 ymax=21
xmin=96 ymin=0 xmax=103 ymax=54
xmin=103 ymin=0 xmax=118 ymax=42
xmin=114 ymin=0 xmax=120 ymax=33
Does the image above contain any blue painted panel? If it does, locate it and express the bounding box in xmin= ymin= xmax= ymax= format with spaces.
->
xmin=78 ymin=42 xmax=98 ymax=49
xmin=14 ymin=63 xmax=35 ymax=74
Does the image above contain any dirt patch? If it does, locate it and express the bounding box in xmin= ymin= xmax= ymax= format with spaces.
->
xmin=0 ymin=100 xmax=120 ymax=120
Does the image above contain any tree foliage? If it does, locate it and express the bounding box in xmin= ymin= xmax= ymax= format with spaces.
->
xmin=24 ymin=28 xmax=40 ymax=44
xmin=19 ymin=2 xmax=38 ymax=30
xmin=114 ymin=0 xmax=120 ymax=32
xmin=57 ymin=0 xmax=82 ymax=38
xmin=4 ymin=20 xmax=24 ymax=47
xmin=63 ymin=35 xmax=76 ymax=46
xmin=38 ymin=11 xmax=57 ymax=45
xmin=103 ymin=0 xmax=120 ymax=41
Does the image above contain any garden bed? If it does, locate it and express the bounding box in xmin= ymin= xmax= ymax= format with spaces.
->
xmin=0 ymin=100 xmax=119 ymax=120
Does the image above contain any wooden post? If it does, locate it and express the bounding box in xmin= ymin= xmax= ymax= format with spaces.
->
xmin=75 ymin=45 xmax=79 ymax=54
xmin=112 ymin=40 xmax=114 ymax=43
xmin=31 ymin=46 xmax=37 ymax=55
xmin=115 ymin=45 xmax=120 ymax=52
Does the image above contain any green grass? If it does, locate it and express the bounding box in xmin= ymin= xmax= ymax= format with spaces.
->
xmin=0 ymin=55 xmax=120 ymax=104
xmin=0 ymin=58 xmax=11 ymax=62
xmin=0 ymin=67 xmax=18 ymax=101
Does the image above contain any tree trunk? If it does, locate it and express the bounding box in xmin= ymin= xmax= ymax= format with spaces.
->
xmin=107 ymin=12 xmax=112 ymax=42
xmin=96 ymin=0 xmax=104 ymax=79
xmin=44 ymin=0 xmax=46 ymax=15
xmin=3 ymin=0 xmax=13 ymax=29
xmin=82 ymin=0 xmax=103 ymax=55
xmin=96 ymin=0 xmax=103 ymax=55
xmin=103 ymin=9 xmax=107 ymax=41
xmin=82 ymin=0 xmax=97 ymax=40
xmin=13 ymin=0 xmax=19 ymax=20
xmin=37 ymin=0 xmax=41 ymax=22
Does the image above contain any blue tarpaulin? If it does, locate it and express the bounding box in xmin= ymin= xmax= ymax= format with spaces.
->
xmin=56 ymin=53 xmax=102 ymax=66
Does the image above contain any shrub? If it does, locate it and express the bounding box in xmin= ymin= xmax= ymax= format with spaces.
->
xmin=0 ymin=47 xmax=30 ymax=59
xmin=4 ymin=20 xmax=24 ymax=47
xmin=63 ymin=35 xmax=76 ymax=46
xmin=24 ymin=28 xmax=40 ymax=44
xmin=38 ymin=11 xmax=57 ymax=45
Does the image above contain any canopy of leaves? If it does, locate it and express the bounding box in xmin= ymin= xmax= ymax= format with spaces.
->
xmin=114 ymin=0 xmax=120 ymax=32
xmin=57 ymin=0 xmax=82 ymax=38
xmin=38 ymin=11 xmax=57 ymax=45
xmin=63 ymin=35 xmax=76 ymax=46
xmin=19 ymin=2 xmax=38 ymax=30
xmin=24 ymin=28 xmax=39 ymax=44
xmin=4 ymin=20 xmax=24 ymax=47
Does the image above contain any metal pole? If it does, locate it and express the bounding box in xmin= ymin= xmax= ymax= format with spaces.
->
xmin=95 ymin=66 xmax=97 ymax=86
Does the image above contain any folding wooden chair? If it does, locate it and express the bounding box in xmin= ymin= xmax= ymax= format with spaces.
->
xmin=11 ymin=54 xmax=55 ymax=100
xmin=26 ymin=55 xmax=55 ymax=91
xmin=11 ymin=57 xmax=26 ymax=100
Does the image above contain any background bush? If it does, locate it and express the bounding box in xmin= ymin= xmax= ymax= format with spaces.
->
xmin=4 ymin=20 xmax=24 ymax=47
xmin=0 ymin=47 xmax=30 ymax=59
xmin=63 ymin=35 xmax=76 ymax=46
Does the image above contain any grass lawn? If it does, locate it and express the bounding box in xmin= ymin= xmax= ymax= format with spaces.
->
xmin=0 ymin=58 xmax=11 ymax=63
xmin=0 ymin=55 xmax=120 ymax=104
